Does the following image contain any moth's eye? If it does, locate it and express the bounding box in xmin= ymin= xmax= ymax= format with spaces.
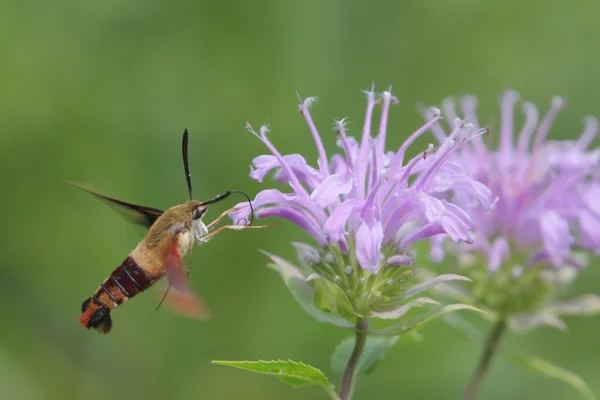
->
xmin=192 ymin=208 xmax=205 ymax=220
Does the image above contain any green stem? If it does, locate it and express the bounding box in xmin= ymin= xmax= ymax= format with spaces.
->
xmin=464 ymin=319 xmax=506 ymax=400
xmin=339 ymin=318 xmax=369 ymax=400
xmin=324 ymin=385 xmax=342 ymax=400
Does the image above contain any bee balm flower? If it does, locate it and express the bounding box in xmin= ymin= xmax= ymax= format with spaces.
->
xmin=233 ymin=86 xmax=495 ymax=326
xmin=428 ymin=91 xmax=600 ymax=331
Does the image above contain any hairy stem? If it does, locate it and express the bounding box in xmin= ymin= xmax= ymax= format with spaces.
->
xmin=464 ymin=319 xmax=506 ymax=400
xmin=339 ymin=318 xmax=369 ymax=400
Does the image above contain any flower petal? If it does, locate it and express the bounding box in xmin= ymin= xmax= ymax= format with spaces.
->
xmin=323 ymin=199 xmax=361 ymax=242
xmin=246 ymin=123 xmax=310 ymax=198
xmin=258 ymin=207 xmax=327 ymax=245
xmin=387 ymin=254 xmax=413 ymax=266
xmin=578 ymin=210 xmax=600 ymax=251
xmin=310 ymin=173 xmax=353 ymax=208
xmin=355 ymin=221 xmax=384 ymax=271
xmin=488 ymin=237 xmax=510 ymax=272
xmin=299 ymin=95 xmax=330 ymax=176
xmin=429 ymin=235 xmax=446 ymax=263
xmin=249 ymin=155 xmax=279 ymax=182
xmin=275 ymin=154 xmax=322 ymax=190
xmin=398 ymin=223 xmax=446 ymax=251
xmin=540 ymin=211 xmax=574 ymax=265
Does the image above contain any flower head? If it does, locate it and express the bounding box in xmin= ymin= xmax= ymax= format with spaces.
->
xmin=234 ymin=86 xmax=494 ymax=325
xmin=428 ymin=91 xmax=600 ymax=330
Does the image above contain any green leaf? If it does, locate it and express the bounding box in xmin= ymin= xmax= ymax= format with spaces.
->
xmin=262 ymin=251 xmax=352 ymax=328
xmin=307 ymin=273 xmax=357 ymax=321
xmin=401 ymin=331 xmax=425 ymax=344
xmin=440 ymin=311 xmax=485 ymax=341
xmin=330 ymin=336 xmax=399 ymax=376
xmin=547 ymin=294 xmax=600 ymax=317
xmin=511 ymin=356 xmax=596 ymax=400
xmin=417 ymin=269 xmax=473 ymax=303
xmin=212 ymin=360 xmax=339 ymax=399
xmin=507 ymin=312 xmax=567 ymax=333
xmin=369 ymin=304 xmax=486 ymax=336
xmin=400 ymin=273 xmax=471 ymax=301
xmin=371 ymin=297 xmax=440 ymax=320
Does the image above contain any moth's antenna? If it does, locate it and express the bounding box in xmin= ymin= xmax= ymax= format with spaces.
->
xmin=182 ymin=129 xmax=193 ymax=200
xmin=200 ymin=190 xmax=255 ymax=225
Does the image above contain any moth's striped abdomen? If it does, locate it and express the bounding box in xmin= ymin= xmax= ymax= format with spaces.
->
xmin=79 ymin=256 xmax=157 ymax=333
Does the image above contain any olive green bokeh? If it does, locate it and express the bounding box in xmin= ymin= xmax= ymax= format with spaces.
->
xmin=1 ymin=1 xmax=599 ymax=399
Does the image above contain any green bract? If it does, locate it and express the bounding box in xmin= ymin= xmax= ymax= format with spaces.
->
xmin=265 ymin=243 xmax=484 ymax=331
xmin=429 ymin=250 xmax=600 ymax=332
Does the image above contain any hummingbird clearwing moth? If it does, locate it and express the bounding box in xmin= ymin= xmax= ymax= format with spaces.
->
xmin=71 ymin=129 xmax=267 ymax=334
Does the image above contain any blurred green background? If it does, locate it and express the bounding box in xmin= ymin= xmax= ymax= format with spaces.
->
xmin=1 ymin=1 xmax=599 ymax=399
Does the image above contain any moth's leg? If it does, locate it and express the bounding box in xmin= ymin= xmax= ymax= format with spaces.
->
xmin=199 ymin=224 xmax=271 ymax=243
xmin=155 ymin=284 xmax=172 ymax=311
xmin=206 ymin=208 xmax=234 ymax=230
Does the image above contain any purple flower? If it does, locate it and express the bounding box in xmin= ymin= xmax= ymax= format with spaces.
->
xmin=428 ymin=90 xmax=600 ymax=330
xmin=233 ymin=86 xmax=494 ymax=274
xmin=230 ymin=86 xmax=496 ymax=326
xmin=430 ymin=91 xmax=600 ymax=269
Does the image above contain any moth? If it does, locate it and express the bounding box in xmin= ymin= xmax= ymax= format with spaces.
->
xmin=73 ymin=130 xmax=264 ymax=333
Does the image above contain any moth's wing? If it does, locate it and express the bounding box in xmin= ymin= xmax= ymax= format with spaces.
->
xmin=66 ymin=181 xmax=164 ymax=228
xmin=162 ymin=239 xmax=208 ymax=319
